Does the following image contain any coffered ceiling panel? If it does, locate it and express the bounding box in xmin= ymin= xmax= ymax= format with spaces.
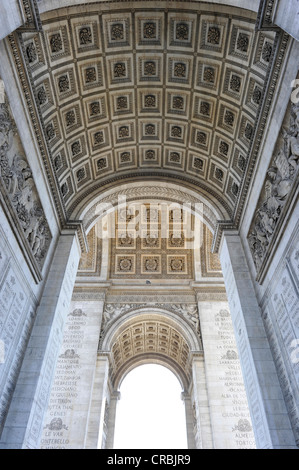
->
xmin=110 ymin=204 xmax=194 ymax=280
xmin=76 ymin=209 xmax=222 ymax=280
xmin=19 ymin=2 xmax=276 ymax=220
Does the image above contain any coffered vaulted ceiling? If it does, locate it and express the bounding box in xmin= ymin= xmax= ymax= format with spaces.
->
xmin=77 ymin=211 xmax=222 ymax=279
xmin=19 ymin=2 xmax=276 ymax=223
xmin=110 ymin=317 xmax=192 ymax=388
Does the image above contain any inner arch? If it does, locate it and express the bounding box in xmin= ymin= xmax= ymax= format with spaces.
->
xmin=101 ymin=311 xmax=202 ymax=391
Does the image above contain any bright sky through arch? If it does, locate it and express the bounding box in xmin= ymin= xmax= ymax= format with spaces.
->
xmin=113 ymin=364 xmax=188 ymax=449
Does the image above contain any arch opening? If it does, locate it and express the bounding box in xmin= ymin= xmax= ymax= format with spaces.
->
xmin=99 ymin=311 xmax=202 ymax=449
xmin=113 ymin=364 xmax=188 ymax=450
xmin=100 ymin=310 xmax=203 ymax=393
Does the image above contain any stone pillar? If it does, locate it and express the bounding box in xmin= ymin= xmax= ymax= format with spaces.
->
xmin=192 ymin=355 xmax=214 ymax=449
xmin=105 ymin=390 xmax=121 ymax=449
xmin=196 ymin=294 xmax=255 ymax=449
xmin=219 ymin=231 xmax=297 ymax=449
xmin=85 ymin=354 xmax=109 ymax=449
xmin=0 ymin=230 xmax=81 ymax=449
xmin=181 ymin=392 xmax=197 ymax=449
xmin=40 ymin=293 xmax=106 ymax=449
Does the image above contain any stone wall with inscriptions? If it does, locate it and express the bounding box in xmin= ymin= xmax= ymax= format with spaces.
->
xmin=220 ymin=243 xmax=274 ymax=448
xmin=0 ymin=225 xmax=37 ymax=436
xmin=40 ymin=297 xmax=105 ymax=449
xmin=260 ymin=223 xmax=299 ymax=445
xmin=198 ymin=301 xmax=256 ymax=449
xmin=9 ymin=233 xmax=81 ymax=449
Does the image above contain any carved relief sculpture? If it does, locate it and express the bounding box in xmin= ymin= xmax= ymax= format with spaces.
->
xmin=100 ymin=302 xmax=201 ymax=338
xmin=0 ymin=82 xmax=51 ymax=271
xmin=248 ymin=101 xmax=299 ymax=272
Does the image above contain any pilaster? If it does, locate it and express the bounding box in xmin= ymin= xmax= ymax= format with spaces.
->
xmin=181 ymin=391 xmax=197 ymax=449
xmin=196 ymin=295 xmax=255 ymax=449
xmin=105 ymin=391 xmax=121 ymax=450
xmin=219 ymin=231 xmax=297 ymax=448
xmin=85 ymin=354 xmax=110 ymax=449
xmin=0 ymin=230 xmax=81 ymax=449
xmin=191 ymin=356 xmax=214 ymax=449
xmin=39 ymin=290 xmax=106 ymax=449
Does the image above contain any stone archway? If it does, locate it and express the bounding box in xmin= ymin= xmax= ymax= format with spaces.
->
xmin=38 ymin=187 xmax=260 ymax=450
xmin=0 ymin=0 xmax=298 ymax=451
xmin=6 ymin=173 xmax=292 ymax=450
xmin=93 ymin=309 xmax=203 ymax=449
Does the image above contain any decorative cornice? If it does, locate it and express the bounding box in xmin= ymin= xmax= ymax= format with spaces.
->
xmin=211 ymin=219 xmax=236 ymax=253
xmin=193 ymin=285 xmax=227 ymax=302
xmin=195 ymin=292 xmax=228 ymax=302
xmin=256 ymin=0 xmax=280 ymax=32
xmin=18 ymin=0 xmax=42 ymax=32
xmin=105 ymin=292 xmax=197 ymax=304
xmin=64 ymin=220 xmax=88 ymax=254
xmin=71 ymin=290 xmax=107 ymax=301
